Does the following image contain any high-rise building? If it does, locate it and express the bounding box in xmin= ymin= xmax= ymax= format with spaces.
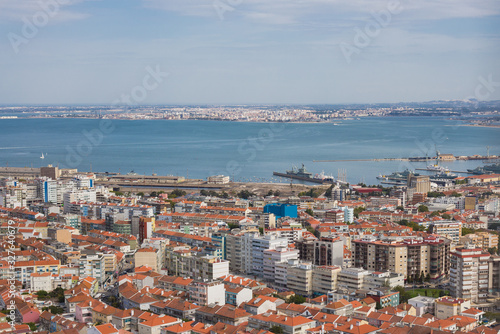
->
xmin=262 ymin=246 xmax=299 ymax=282
xmin=450 ymin=245 xmax=490 ymax=303
xmin=313 ymin=237 xmax=344 ymax=267
xmin=353 ymin=236 xmax=450 ymax=281
xmin=406 ymin=175 xmax=430 ymax=203
xmin=251 ymin=235 xmax=288 ymax=277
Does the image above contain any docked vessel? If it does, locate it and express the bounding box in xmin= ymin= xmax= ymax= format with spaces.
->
xmin=377 ymin=169 xmax=419 ymax=181
xmin=426 ymin=164 xmax=450 ymax=172
xmin=430 ymin=171 xmax=458 ymax=180
xmin=273 ymin=164 xmax=334 ymax=184
xmin=468 ymin=163 xmax=500 ymax=175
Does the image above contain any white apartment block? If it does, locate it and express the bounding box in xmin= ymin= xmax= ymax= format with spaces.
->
xmin=263 ymin=247 xmax=299 ymax=283
xmin=450 ymin=245 xmax=490 ymax=303
xmin=251 ymin=235 xmax=288 ymax=277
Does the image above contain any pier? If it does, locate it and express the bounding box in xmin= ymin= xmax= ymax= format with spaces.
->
xmin=314 ymin=154 xmax=498 ymax=163
xmin=415 ymin=168 xmax=474 ymax=174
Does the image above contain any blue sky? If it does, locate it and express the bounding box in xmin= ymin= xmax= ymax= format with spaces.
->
xmin=0 ymin=0 xmax=499 ymax=104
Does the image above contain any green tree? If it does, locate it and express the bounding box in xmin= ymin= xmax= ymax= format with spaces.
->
xmin=170 ymin=189 xmax=186 ymax=198
xmin=26 ymin=323 xmax=37 ymax=331
xmin=324 ymin=185 xmax=333 ymax=198
xmin=441 ymin=214 xmax=451 ymax=219
xmin=137 ymin=192 xmax=144 ymax=197
xmin=288 ymin=295 xmax=306 ymax=304
xmin=427 ymin=191 xmax=445 ymax=198
xmin=418 ymin=205 xmax=429 ymax=213
xmin=462 ymin=227 xmax=475 ymax=236
xmin=270 ymin=325 xmax=284 ymax=334
xmin=273 ymin=190 xmax=281 ymax=197
xmin=305 ymin=208 xmax=314 ymax=216
xmin=227 ymin=223 xmax=239 ymax=230
xmin=237 ymin=190 xmax=255 ymax=199
xmin=42 ymin=306 xmax=64 ymax=314
xmin=396 ymin=206 xmax=405 ymax=211
xmin=488 ymin=247 xmax=498 ymax=255
xmin=36 ymin=290 xmax=48 ymax=300
xmin=353 ymin=206 xmax=365 ymax=218
xmin=450 ymin=192 xmax=462 ymax=197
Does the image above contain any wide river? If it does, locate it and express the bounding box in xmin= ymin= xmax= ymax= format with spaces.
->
xmin=0 ymin=117 xmax=498 ymax=185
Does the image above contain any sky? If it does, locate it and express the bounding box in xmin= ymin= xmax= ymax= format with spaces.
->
xmin=0 ymin=0 xmax=499 ymax=105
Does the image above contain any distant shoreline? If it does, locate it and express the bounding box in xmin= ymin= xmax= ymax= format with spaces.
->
xmin=461 ymin=124 xmax=500 ymax=129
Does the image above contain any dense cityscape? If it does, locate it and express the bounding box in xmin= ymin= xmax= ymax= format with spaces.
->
xmin=1 ymin=0 xmax=499 ymax=333
xmin=0 ymin=162 xmax=498 ymax=334
xmin=1 ymin=101 xmax=500 ymax=124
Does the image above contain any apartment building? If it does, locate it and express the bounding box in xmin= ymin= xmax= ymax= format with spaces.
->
xmin=262 ymin=247 xmax=299 ymax=283
xmin=312 ymin=265 xmax=341 ymax=295
xmin=353 ymin=236 xmax=450 ymax=281
xmin=185 ymin=256 xmax=229 ymax=281
xmin=251 ymin=235 xmax=289 ymax=277
xmin=286 ymin=260 xmax=313 ymax=297
xmin=313 ymin=236 xmax=344 ymax=267
xmin=428 ymin=221 xmax=462 ymax=243
xmin=188 ymin=280 xmax=225 ymax=306
xmin=450 ymin=245 xmax=490 ymax=303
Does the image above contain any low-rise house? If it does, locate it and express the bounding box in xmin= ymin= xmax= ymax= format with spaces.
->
xmin=91 ymin=303 xmax=119 ymax=325
xmin=408 ymin=296 xmax=436 ymax=317
xmin=225 ymin=286 xmax=253 ymax=306
xmin=150 ymin=298 xmax=199 ymax=320
xmin=12 ymin=297 xmax=40 ymax=324
xmin=249 ymin=313 xmax=316 ymax=334
xmin=194 ymin=304 xmax=250 ymax=326
xmin=137 ymin=314 xmax=181 ymax=334
xmin=448 ymin=315 xmax=477 ymax=332
xmin=87 ymin=323 xmax=119 ymax=334
xmin=111 ymin=309 xmax=133 ymax=331
xmin=426 ymin=318 xmax=458 ymax=331
xmin=322 ymin=299 xmax=353 ymax=316
xmin=244 ymin=296 xmax=279 ymax=315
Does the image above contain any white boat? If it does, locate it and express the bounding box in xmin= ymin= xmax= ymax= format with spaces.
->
xmin=40 ymin=153 xmax=45 ymax=159
xmin=426 ymin=164 xmax=449 ymax=172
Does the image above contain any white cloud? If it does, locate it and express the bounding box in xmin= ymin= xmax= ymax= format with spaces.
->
xmin=0 ymin=0 xmax=89 ymax=22
xmin=143 ymin=0 xmax=500 ymax=25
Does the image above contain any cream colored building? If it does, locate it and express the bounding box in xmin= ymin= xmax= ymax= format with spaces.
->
xmin=135 ymin=247 xmax=159 ymax=272
xmin=312 ymin=265 xmax=341 ymax=295
xmin=286 ymin=260 xmax=313 ymax=296
xmin=435 ymin=297 xmax=471 ymax=319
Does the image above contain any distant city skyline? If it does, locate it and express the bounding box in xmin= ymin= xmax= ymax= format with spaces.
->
xmin=1 ymin=0 xmax=499 ymax=104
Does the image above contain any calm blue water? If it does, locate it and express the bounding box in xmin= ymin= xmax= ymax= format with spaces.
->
xmin=0 ymin=117 xmax=498 ymax=185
